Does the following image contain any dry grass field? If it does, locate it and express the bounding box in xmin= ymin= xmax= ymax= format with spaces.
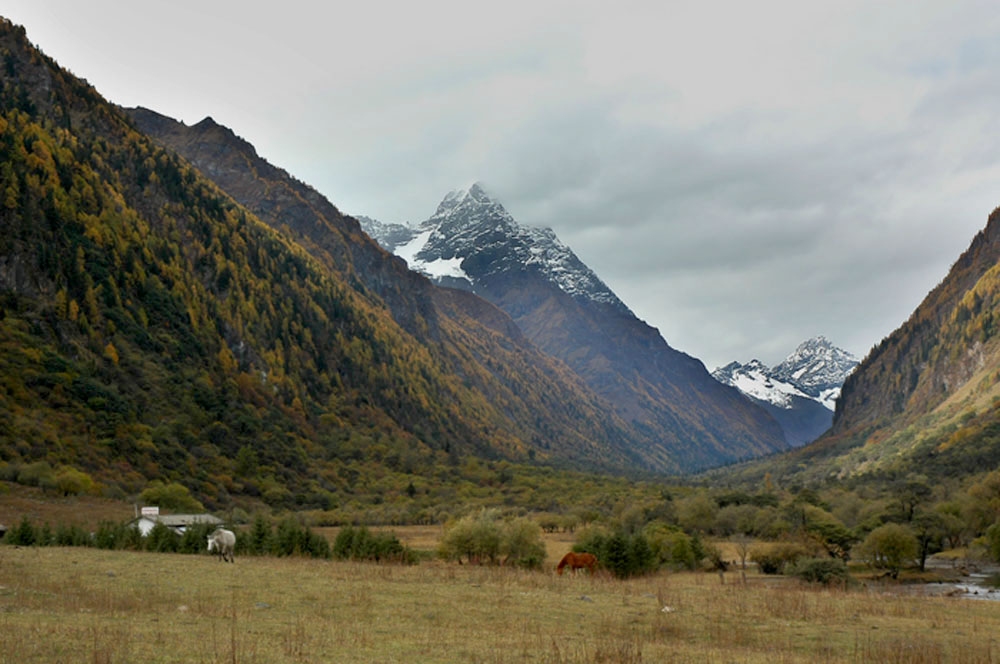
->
xmin=1 ymin=545 xmax=998 ymax=663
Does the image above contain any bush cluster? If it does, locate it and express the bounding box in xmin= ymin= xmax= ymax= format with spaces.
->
xmin=333 ymin=525 xmax=417 ymax=564
xmin=235 ymin=515 xmax=329 ymax=558
xmin=438 ymin=510 xmax=546 ymax=569
xmin=574 ymin=528 xmax=656 ymax=578
xmin=789 ymin=557 xmax=849 ymax=585
xmin=644 ymin=524 xmax=703 ymax=570
xmin=751 ymin=542 xmax=810 ymax=574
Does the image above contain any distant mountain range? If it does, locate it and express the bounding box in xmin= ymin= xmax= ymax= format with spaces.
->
xmin=361 ymin=184 xmax=788 ymax=471
xmin=712 ymin=338 xmax=859 ymax=447
xmin=20 ymin=11 xmax=993 ymax=504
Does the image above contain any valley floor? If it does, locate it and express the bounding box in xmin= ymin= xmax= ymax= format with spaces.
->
xmin=1 ymin=546 xmax=997 ymax=663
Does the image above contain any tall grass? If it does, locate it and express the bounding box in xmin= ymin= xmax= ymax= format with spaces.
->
xmin=0 ymin=546 xmax=996 ymax=663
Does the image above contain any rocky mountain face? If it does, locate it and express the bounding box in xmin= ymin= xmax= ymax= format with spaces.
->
xmin=364 ymin=185 xmax=627 ymax=310
xmin=711 ymin=338 xmax=858 ymax=447
xmin=362 ymin=185 xmax=789 ymax=471
xmin=772 ymin=337 xmax=860 ymax=409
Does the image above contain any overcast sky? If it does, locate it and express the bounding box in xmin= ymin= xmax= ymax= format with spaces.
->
xmin=6 ymin=1 xmax=1000 ymax=370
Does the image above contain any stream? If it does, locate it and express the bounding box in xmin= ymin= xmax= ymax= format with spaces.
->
xmin=901 ymin=560 xmax=1000 ymax=601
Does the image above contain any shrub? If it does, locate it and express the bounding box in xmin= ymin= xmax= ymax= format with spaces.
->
xmin=55 ymin=523 xmax=91 ymax=546
xmin=272 ymin=517 xmax=329 ymax=558
xmin=751 ymin=542 xmax=810 ymax=575
xmin=645 ymin=524 xmax=699 ymax=570
xmin=6 ymin=516 xmax=37 ymax=545
xmin=94 ymin=520 xmax=138 ymax=550
xmin=499 ymin=518 xmax=546 ymax=569
xmin=54 ymin=466 xmax=96 ymax=496
xmin=0 ymin=462 xmax=18 ymax=482
xmin=146 ymin=522 xmax=180 ymax=553
xmin=856 ymin=523 xmax=918 ymax=579
xmin=985 ymin=521 xmax=1000 ymax=563
xmin=17 ymin=461 xmax=55 ymax=491
xmin=238 ymin=514 xmax=272 ymax=555
xmin=333 ymin=525 xmax=414 ymax=564
xmin=139 ymin=480 xmax=205 ymax=512
xmin=439 ymin=511 xmax=502 ymax=565
xmin=573 ymin=528 xmax=657 ymax=578
xmin=790 ymin=557 xmax=849 ymax=585
xmin=675 ymin=493 xmax=719 ymax=533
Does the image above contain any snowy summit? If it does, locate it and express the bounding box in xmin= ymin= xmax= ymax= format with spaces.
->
xmin=359 ymin=183 xmax=627 ymax=311
xmin=714 ymin=337 xmax=858 ymax=412
xmin=712 ymin=337 xmax=859 ymax=447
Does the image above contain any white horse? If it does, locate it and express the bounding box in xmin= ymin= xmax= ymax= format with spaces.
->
xmin=207 ymin=528 xmax=236 ymax=563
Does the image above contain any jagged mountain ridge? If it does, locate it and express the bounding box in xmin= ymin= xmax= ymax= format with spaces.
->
xmin=362 ymin=185 xmax=789 ymax=470
xmin=361 ymin=184 xmax=627 ymax=311
xmin=711 ymin=338 xmax=858 ymax=447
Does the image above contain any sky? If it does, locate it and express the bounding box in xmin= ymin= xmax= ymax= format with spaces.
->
xmin=5 ymin=0 xmax=1000 ymax=370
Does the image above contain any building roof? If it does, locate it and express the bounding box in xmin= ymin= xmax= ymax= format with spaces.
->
xmin=132 ymin=513 xmax=223 ymax=527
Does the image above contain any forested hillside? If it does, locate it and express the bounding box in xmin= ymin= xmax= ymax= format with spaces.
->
xmin=0 ymin=18 xmax=695 ymax=512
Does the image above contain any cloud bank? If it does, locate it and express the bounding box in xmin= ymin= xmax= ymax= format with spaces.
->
xmin=6 ymin=0 xmax=1000 ymax=368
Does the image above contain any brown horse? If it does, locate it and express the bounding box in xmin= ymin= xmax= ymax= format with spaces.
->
xmin=556 ymin=551 xmax=598 ymax=575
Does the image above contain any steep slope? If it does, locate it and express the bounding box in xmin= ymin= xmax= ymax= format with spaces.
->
xmin=0 ymin=15 xmax=684 ymax=514
xmin=712 ymin=338 xmax=858 ymax=447
xmin=833 ymin=213 xmax=1000 ymax=436
xmin=714 ymin=207 xmax=1000 ymax=485
xmin=362 ymin=185 xmax=788 ymax=470
xmin=123 ymin=108 xmax=677 ymax=474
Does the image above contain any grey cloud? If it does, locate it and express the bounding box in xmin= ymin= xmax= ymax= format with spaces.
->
xmin=5 ymin=0 xmax=1000 ymax=371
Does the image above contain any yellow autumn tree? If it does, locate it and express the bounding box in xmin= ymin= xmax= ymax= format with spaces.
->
xmin=103 ymin=342 xmax=119 ymax=365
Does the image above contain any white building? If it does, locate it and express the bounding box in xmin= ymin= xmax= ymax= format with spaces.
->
xmin=130 ymin=513 xmax=223 ymax=537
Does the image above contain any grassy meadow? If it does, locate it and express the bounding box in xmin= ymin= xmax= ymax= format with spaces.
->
xmin=1 ymin=544 xmax=998 ymax=664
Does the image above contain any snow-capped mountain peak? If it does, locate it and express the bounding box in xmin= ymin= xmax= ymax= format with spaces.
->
xmin=712 ymin=338 xmax=857 ymax=447
xmin=771 ymin=336 xmax=859 ymax=407
xmin=712 ymin=359 xmax=810 ymax=409
xmin=427 ymin=182 xmax=514 ymax=227
xmin=714 ymin=338 xmax=858 ymax=412
xmin=359 ymin=184 xmax=628 ymax=310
